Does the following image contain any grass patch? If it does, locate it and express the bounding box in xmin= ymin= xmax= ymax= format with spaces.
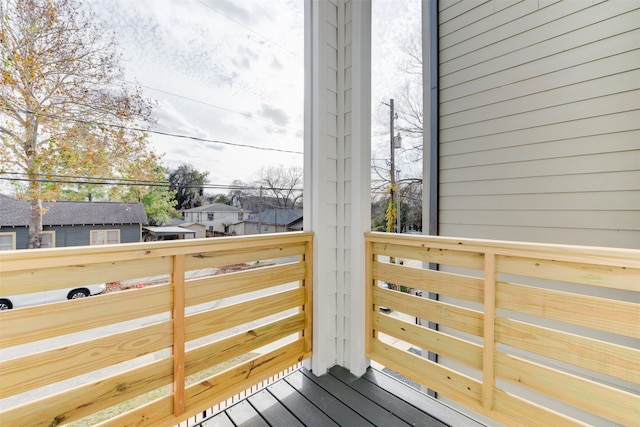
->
xmin=67 ymin=353 xmax=258 ymax=426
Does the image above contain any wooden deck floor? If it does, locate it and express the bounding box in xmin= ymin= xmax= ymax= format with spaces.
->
xmin=197 ymin=366 xmax=484 ymax=427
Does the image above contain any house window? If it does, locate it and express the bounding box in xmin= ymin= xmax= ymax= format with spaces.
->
xmin=238 ymin=212 xmax=243 ymax=221
xmin=208 ymin=213 xmax=214 ymax=220
xmin=90 ymin=229 xmax=120 ymax=245
xmin=0 ymin=232 xmax=16 ymax=251
xmin=41 ymin=231 xmax=55 ymax=248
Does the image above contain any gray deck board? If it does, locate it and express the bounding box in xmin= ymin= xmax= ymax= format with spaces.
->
xmin=284 ymin=370 xmax=374 ymax=426
xmin=266 ymin=379 xmax=340 ymax=427
xmin=195 ymin=366 xmax=486 ymax=427
xmin=225 ymin=400 xmax=269 ymax=427
xmin=329 ymin=366 xmax=445 ymax=427
xmin=247 ymin=390 xmax=304 ymax=427
xmin=201 ymin=411 xmax=234 ymax=427
xmin=300 ymin=368 xmax=411 ymax=427
xmin=362 ymin=369 xmax=484 ymax=427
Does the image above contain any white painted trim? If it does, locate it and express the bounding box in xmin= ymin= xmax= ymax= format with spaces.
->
xmin=304 ymin=0 xmax=336 ymax=376
xmin=304 ymin=0 xmax=372 ymax=377
xmin=336 ymin=0 xmax=346 ymax=369
xmin=347 ymin=0 xmax=372 ymax=377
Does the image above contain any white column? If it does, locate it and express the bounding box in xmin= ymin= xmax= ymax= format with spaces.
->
xmin=304 ymin=0 xmax=371 ymax=376
xmin=347 ymin=0 xmax=372 ymax=377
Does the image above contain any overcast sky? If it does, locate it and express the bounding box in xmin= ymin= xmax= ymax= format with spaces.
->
xmin=85 ymin=0 xmax=421 ymax=190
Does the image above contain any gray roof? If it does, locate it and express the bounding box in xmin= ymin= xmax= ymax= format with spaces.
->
xmin=0 ymin=194 xmax=147 ymax=226
xmin=182 ymin=203 xmax=247 ymax=213
xmin=245 ymin=209 xmax=303 ymax=226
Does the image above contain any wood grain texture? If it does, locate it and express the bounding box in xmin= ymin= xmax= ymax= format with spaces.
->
xmin=0 ymin=232 xmax=313 ymax=427
xmin=365 ymin=232 xmax=639 ymax=426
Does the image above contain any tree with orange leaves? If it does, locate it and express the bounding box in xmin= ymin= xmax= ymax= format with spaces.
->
xmin=0 ymin=0 xmax=163 ymax=247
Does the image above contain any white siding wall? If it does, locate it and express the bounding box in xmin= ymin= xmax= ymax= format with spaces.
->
xmin=431 ymin=2 xmax=640 ymax=425
xmin=438 ymin=0 xmax=640 ymax=249
xmin=305 ymin=0 xmax=371 ymax=376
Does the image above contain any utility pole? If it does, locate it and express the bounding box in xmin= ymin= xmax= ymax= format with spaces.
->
xmin=389 ymin=99 xmax=396 ymax=233
xmin=383 ymin=99 xmax=402 ymax=234
xmin=258 ymin=185 xmax=263 ymax=234
xmin=383 ymin=98 xmax=402 ymax=233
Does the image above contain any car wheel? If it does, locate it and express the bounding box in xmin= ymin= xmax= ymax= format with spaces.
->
xmin=67 ymin=289 xmax=90 ymax=299
xmin=0 ymin=299 xmax=13 ymax=310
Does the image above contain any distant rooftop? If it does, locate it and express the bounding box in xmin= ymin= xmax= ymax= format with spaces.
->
xmin=246 ymin=208 xmax=303 ymax=226
xmin=0 ymin=194 xmax=148 ymax=226
xmin=182 ymin=203 xmax=248 ymax=213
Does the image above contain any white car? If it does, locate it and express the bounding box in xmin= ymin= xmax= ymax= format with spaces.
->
xmin=0 ymin=284 xmax=106 ymax=310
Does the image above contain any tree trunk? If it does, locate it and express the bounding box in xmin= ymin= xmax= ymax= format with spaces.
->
xmin=26 ymin=113 xmax=43 ymax=249
xmin=28 ymin=179 xmax=43 ymax=249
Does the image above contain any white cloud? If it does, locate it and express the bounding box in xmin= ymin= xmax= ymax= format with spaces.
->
xmin=85 ymin=0 xmax=304 ymax=186
xmin=83 ymin=0 xmax=418 ymax=189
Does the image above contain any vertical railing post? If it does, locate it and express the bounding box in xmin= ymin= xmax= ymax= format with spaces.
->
xmin=173 ymin=254 xmax=186 ymax=416
xmin=365 ymin=237 xmax=374 ymax=354
xmin=482 ymin=252 xmax=496 ymax=410
xmin=303 ymin=236 xmax=313 ymax=356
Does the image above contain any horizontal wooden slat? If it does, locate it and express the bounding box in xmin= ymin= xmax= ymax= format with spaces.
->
xmin=185 ymin=243 xmax=305 ymax=271
xmin=0 ymin=256 xmax=173 ymax=294
xmin=497 ymin=281 xmax=640 ymax=338
xmin=0 ymin=320 xmax=173 ymax=399
xmin=373 ymin=261 xmax=484 ymax=303
xmin=374 ymin=312 xmax=482 ymax=370
xmin=0 ymin=285 xmax=172 ymax=348
xmin=0 ymin=358 xmax=174 ymax=427
xmin=100 ymin=395 xmax=175 ymax=427
xmin=372 ymin=286 xmax=483 ymax=337
xmin=372 ymin=241 xmax=484 ymax=270
xmin=185 ymin=288 xmax=304 ymax=342
xmin=368 ymin=339 xmax=482 ymax=407
xmin=0 ymin=232 xmax=313 ymax=427
xmin=496 ymin=317 xmax=639 ymax=383
xmin=497 ymin=255 xmax=640 ymax=291
xmin=185 ymin=340 xmax=307 ymax=420
xmin=186 ymin=313 xmax=305 ymax=377
xmin=495 ymin=352 xmax=640 ymax=426
xmin=185 ymin=261 xmax=305 ymax=307
xmin=365 ymin=232 xmax=640 ymax=268
xmin=491 ymin=388 xmax=588 ymax=427
xmin=0 ymin=232 xmax=313 ymax=273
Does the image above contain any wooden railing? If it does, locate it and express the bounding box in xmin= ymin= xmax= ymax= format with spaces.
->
xmin=0 ymin=232 xmax=312 ymax=427
xmin=365 ymin=232 xmax=639 ymax=427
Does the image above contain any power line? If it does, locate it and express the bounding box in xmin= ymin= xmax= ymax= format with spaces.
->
xmin=2 ymin=172 xmax=170 ymax=185
xmin=194 ymin=0 xmax=300 ymax=57
xmin=133 ymin=82 xmax=302 ymax=133
xmin=1 ymin=172 xmax=303 ymax=192
xmin=2 ymin=106 xmax=303 ymax=155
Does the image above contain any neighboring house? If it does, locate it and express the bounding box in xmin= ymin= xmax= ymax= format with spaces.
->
xmin=241 ymin=209 xmax=303 ymax=235
xmin=0 ymin=194 xmax=147 ymax=250
xmin=174 ymin=222 xmax=207 ymax=239
xmin=181 ymin=203 xmax=250 ymax=235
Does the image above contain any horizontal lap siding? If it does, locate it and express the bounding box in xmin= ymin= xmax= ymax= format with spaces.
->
xmin=438 ymin=0 xmax=640 ymax=248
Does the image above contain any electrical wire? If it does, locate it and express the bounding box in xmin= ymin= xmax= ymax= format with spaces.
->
xmin=194 ymin=0 xmax=300 ymax=57
xmin=2 ymin=106 xmax=303 ymax=155
xmin=0 ymin=172 xmax=303 ymax=191
xmin=133 ymin=82 xmax=303 ymax=133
